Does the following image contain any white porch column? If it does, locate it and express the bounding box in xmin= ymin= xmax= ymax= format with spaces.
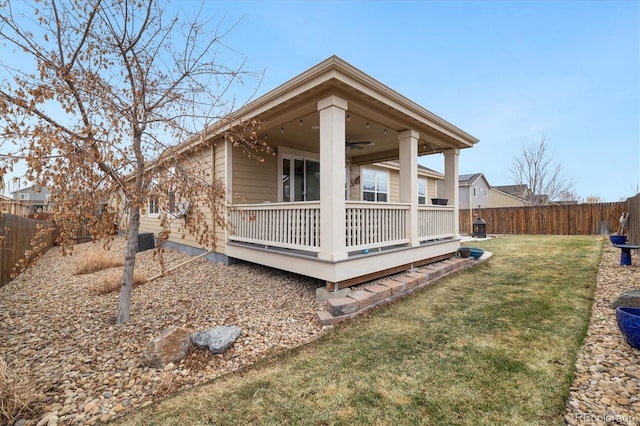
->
xmin=317 ymin=95 xmax=348 ymax=261
xmin=444 ymin=148 xmax=460 ymax=238
xmin=398 ymin=130 xmax=419 ymax=247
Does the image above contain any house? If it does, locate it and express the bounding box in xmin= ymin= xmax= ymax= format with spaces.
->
xmin=10 ymin=185 xmax=52 ymax=216
xmin=137 ymin=56 xmax=479 ymax=290
xmin=493 ymin=184 xmax=531 ymax=204
xmin=459 ymin=173 xmax=490 ymax=209
xmin=488 ymin=186 xmax=527 ymax=208
xmin=458 ymin=175 xmax=527 ymax=209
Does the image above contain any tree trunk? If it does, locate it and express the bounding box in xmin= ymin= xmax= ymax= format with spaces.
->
xmin=116 ymin=206 xmax=141 ymax=324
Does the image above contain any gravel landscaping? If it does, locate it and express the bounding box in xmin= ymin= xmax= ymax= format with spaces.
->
xmin=1 ymin=238 xmax=327 ymax=425
xmin=1 ymin=236 xmax=639 ymax=425
xmin=564 ymin=242 xmax=640 ymax=425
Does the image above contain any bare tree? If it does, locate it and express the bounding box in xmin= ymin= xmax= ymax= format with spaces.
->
xmin=0 ymin=0 xmax=267 ymax=323
xmin=511 ymin=137 xmax=575 ymax=206
xmin=584 ymin=195 xmax=603 ymax=204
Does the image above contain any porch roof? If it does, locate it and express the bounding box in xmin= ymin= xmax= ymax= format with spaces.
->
xmin=181 ymin=56 xmax=479 ymax=162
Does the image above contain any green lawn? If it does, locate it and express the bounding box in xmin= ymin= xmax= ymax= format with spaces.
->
xmin=113 ymin=235 xmax=602 ymax=426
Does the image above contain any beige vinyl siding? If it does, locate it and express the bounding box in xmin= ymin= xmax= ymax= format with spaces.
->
xmin=348 ymin=164 xmax=360 ymax=201
xmin=427 ymin=178 xmax=438 ymax=201
xmin=489 ymin=188 xmax=526 ymax=207
xmin=231 ymin=148 xmax=278 ymax=204
xmin=213 ymin=143 xmax=227 ymax=250
xmin=137 ymin=145 xmax=217 ymax=251
xmin=389 ymin=169 xmax=400 ymax=202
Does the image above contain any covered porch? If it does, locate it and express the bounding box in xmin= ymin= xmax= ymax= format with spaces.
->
xmin=227 ymin=200 xmax=458 ymax=291
xmin=220 ymin=56 xmax=478 ymax=290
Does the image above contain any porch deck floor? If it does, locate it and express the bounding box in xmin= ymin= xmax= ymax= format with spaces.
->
xmin=316 ymin=251 xmax=492 ymax=326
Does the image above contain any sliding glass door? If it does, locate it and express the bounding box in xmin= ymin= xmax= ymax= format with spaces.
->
xmin=282 ymin=157 xmax=320 ymax=202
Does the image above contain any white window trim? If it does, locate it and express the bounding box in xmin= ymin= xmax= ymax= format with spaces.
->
xmin=20 ymin=193 xmax=29 ymax=201
xmin=148 ymin=198 xmax=160 ymax=217
xmin=361 ymin=167 xmax=389 ymax=202
xmin=418 ymin=178 xmax=427 ymax=205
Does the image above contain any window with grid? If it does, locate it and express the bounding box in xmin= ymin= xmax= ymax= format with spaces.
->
xmin=362 ymin=168 xmax=389 ymax=202
xmin=148 ymin=198 xmax=159 ymax=215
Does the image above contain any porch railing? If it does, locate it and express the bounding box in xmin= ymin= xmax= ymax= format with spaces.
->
xmin=345 ymin=202 xmax=409 ymax=250
xmin=228 ymin=202 xmax=456 ymax=254
xmin=418 ymin=205 xmax=455 ymax=241
xmin=228 ymin=202 xmax=321 ymax=252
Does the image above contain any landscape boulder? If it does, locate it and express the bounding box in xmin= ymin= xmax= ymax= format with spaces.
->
xmin=192 ymin=325 xmax=241 ymax=354
xmin=610 ymin=289 xmax=640 ymax=309
xmin=142 ymin=326 xmax=192 ymax=369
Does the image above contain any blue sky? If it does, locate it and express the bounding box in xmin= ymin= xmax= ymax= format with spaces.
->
xmin=187 ymin=0 xmax=639 ymax=202
xmin=2 ymin=0 xmax=638 ymax=202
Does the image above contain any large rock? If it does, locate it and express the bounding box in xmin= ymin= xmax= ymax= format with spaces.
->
xmin=142 ymin=326 xmax=192 ymax=369
xmin=610 ymin=289 xmax=640 ymax=309
xmin=191 ymin=325 xmax=241 ymax=354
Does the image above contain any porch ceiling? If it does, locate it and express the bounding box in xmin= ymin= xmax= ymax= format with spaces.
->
xmin=253 ymin=84 xmax=470 ymax=163
xmin=192 ymin=56 xmax=478 ymax=160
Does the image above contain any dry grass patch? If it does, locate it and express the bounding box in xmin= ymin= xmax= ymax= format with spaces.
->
xmin=91 ymin=270 xmax=148 ymax=295
xmin=0 ymin=358 xmax=36 ymax=425
xmin=75 ymin=251 xmax=124 ymax=275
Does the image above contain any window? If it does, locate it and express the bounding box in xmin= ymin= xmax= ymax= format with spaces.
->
xmin=281 ymin=156 xmax=320 ymax=202
xmin=473 ymin=187 xmax=477 ymax=197
xmin=20 ymin=193 xmax=29 ymax=201
xmin=148 ymin=198 xmax=159 ymax=215
xmin=418 ymin=179 xmax=427 ymax=205
xmin=362 ymin=168 xmax=388 ymax=202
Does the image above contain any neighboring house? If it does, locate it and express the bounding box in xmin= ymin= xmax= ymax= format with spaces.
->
xmin=10 ymin=185 xmax=52 ymax=215
xmin=493 ymin=184 xmax=532 ymax=204
xmin=134 ymin=56 xmax=479 ymax=290
xmin=488 ymin=187 xmax=527 ymax=208
xmin=459 ymin=173 xmax=490 ymax=209
xmin=458 ymin=177 xmax=527 ymax=209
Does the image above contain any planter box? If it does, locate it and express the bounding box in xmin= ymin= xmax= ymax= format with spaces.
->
xmin=431 ymin=198 xmax=448 ymax=205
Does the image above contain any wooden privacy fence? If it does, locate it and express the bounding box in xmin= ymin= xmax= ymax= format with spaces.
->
xmin=459 ymin=201 xmax=631 ymax=236
xmin=624 ymin=193 xmax=639 ymax=245
xmin=0 ymin=213 xmax=56 ymax=286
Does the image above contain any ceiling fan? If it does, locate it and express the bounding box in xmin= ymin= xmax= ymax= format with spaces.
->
xmin=345 ymin=136 xmax=374 ymax=151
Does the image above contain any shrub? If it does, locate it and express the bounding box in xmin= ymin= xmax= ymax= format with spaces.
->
xmin=91 ymin=270 xmax=148 ymax=295
xmin=75 ymin=251 xmax=124 ymax=275
xmin=0 ymin=358 xmax=35 ymax=425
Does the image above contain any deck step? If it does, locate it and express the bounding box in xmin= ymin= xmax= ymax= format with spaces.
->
xmin=316 ymin=256 xmax=477 ymax=326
